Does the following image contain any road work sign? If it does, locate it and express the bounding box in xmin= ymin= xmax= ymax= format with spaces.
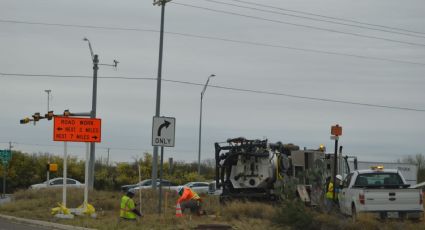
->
xmin=152 ymin=116 xmax=175 ymax=147
xmin=53 ymin=116 xmax=101 ymax=143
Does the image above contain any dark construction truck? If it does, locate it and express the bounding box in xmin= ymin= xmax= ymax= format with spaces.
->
xmin=214 ymin=137 xmax=355 ymax=203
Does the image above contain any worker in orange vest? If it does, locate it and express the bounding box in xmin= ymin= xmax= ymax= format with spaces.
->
xmin=176 ymin=186 xmax=204 ymax=215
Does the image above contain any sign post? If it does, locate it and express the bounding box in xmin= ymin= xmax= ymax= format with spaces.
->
xmin=84 ymin=143 xmax=89 ymax=211
xmin=0 ymin=149 xmax=11 ymax=198
xmin=330 ymin=124 xmax=342 ymax=202
xmin=152 ymin=116 xmax=175 ymax=214
xmin=53 ymin=116 xmax=101 ymax=217
xmin=63 ymin=142 xmax=68 ymax=207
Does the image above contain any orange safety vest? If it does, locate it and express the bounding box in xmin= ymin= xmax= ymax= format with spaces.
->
xmin=177 ymin=187 xmax=201 ymax=204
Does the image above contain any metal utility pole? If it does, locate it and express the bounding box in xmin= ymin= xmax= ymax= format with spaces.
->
xmin=332 ymin=137 xmax=339 ymax=201
xmin=152 ymin=0 xmax=171 ymax=190
xmin=44 ymin=89 xmax=51 ymax=112
xmin=330 ymin=124 xmax=342 ymax=202
xmin=88 ymin=53 xmax=98 ymax=190
xmin=198 ymin=74 xmax=215 ymax=175
xmin=83 ymin=38 xmax=118 ymax=189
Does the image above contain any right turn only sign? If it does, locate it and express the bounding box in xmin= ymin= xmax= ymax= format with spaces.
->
xmin=152 ymin=116 xmax=175 ymax=147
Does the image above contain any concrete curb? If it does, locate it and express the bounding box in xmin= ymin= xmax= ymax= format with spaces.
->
xmin=0 ymin=213 xmax=96 ymax=230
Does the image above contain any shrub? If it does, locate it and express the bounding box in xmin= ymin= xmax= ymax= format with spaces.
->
xmin=272 ymin=200 xmax=314 ymax=230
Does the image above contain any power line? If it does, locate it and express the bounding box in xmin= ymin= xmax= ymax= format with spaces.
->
xmin=0 ymin=141 xmax=194 ymax=154
xmin=0 ymin=19 xmax=424 ymax=66
xmin=1 ymin=72 xmax=424 ymax=112
xmin=171 ymin=2 xmax=425 ymax=48
xmin=200 ymin=0 xmax=425 ymax=39
xmin=229 ymin=0 xmax=425 ymax=36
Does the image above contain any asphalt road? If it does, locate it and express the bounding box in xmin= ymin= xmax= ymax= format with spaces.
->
xmin=0 ymin=217 xmax=55 ymax=230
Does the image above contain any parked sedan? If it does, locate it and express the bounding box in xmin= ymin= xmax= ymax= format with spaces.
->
xmin=134 ymin=179 xmax=179 ymax=191
xmin=183 ymin=182 xmax=210 ymax=194
xmin=30 ymin=178 xmax=84 ymax=189
xmin=122 ymin=179 xmax=178 ymax=192
xmin=208 ymin=181 xmax=223 ymax=195
xmin=121 ymin=179 xmax=154 ymax=192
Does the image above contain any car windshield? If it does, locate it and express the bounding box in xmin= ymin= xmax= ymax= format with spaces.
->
xmin=354 ymin=173 xmax=403 ymax=186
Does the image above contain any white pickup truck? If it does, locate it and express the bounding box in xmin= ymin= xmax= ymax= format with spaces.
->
xmin=339 ymin=168 xmax=423 ymax=220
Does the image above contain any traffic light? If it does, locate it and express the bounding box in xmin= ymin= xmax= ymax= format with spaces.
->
xmin=45 ymin=111 xmax=54 ymax=120
xmin=49 ymin=164 xmax=58 ymax=173
xmin=46 ymin=163 xmax=58 ymax=173
xmin=20 ymin=117 xmax=31 ymax=124
xmin=32 ymin=112 xmax=41 ymax=121
xmin=63 ymin=109 xmax=71 ymax=116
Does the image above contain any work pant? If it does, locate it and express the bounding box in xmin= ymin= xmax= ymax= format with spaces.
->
xmin=180 ymin=199 xmax=201 ymax=214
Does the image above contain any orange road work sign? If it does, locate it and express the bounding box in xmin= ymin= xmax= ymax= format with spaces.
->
xmin=53 ymin=116 xmax=101 ymax=143
xmin=331 ymin=124 xmax=342 ymax=136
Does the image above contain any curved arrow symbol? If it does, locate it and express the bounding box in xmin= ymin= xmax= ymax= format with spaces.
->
xmin=157 ymin=120 xmax=171 ymax=136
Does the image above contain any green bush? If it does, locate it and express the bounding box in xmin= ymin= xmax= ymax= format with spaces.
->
xmin=272 ymin=200 xmax=315 ymax=230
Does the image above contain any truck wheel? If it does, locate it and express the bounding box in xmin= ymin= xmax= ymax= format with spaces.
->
xmin=351 ymin=205 xmax=357 ymax=223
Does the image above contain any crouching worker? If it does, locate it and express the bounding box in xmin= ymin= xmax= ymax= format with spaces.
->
xmin=120 ymin=188 xmax=142 ymax=221
xmin=176 ymin=186 xmax=204 ymax=216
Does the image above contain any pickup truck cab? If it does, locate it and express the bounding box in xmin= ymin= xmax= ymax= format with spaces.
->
xmin=339 ymin=168 xmax=423 ymax=220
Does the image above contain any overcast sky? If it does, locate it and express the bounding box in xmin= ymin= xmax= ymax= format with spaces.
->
xmin=1 ymin=0 xmax=424 ymax=164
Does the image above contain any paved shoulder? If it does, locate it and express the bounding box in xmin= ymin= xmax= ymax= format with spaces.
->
xmin=0 ymin=217 xmax=54 ymax=230
xmin=0 ymin=214 xmax=96 ymax=230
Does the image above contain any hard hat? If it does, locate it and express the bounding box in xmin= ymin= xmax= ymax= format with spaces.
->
xmin=336 ymin=175 xmax=343 ymax=181
xmin=177 ymin=186 xmax=184 ymax=195
xmin=127 ymin=188 xmax=136 ymax=195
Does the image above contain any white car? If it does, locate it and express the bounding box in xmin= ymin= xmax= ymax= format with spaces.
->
xmin=183 ymin=182 xmax=210 ymax=194
xmin=208 ymin=181 xmax=223 ymax=195
xmin=30 ymin=178 xmax=84 ymax=189
xmin=133 ymin=180 xmax=179 ymax=191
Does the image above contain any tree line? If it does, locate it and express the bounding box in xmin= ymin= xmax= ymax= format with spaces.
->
xmin=0 ymin=150 xmax=215 ymax=192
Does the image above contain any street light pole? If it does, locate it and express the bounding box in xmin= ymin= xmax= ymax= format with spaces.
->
xmin=82 ymin=38 xmax=118 ymax=189
xmin=44 ymin=89 xmax=51 ymax=187
xmin=198 ymin=74 xmax=215 ymax=175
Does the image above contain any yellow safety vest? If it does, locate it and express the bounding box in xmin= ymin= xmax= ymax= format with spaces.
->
xmin=326 ymin=182 xmax=335 ymax=200
xmin=120 ymin=195 xmax=136 ymax=219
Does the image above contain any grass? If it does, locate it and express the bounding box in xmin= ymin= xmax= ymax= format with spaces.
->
xmin=1 ymin=189 xmax=425 ymax=230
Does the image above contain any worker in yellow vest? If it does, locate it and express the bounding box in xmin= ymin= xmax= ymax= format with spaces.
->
xmin=176 ymin=186 xmax=204 ymax=215
xmin=325 ymin=175 xmax=342 ymax=213
xmin=120 ymin=188 xmax=142 ymax=220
